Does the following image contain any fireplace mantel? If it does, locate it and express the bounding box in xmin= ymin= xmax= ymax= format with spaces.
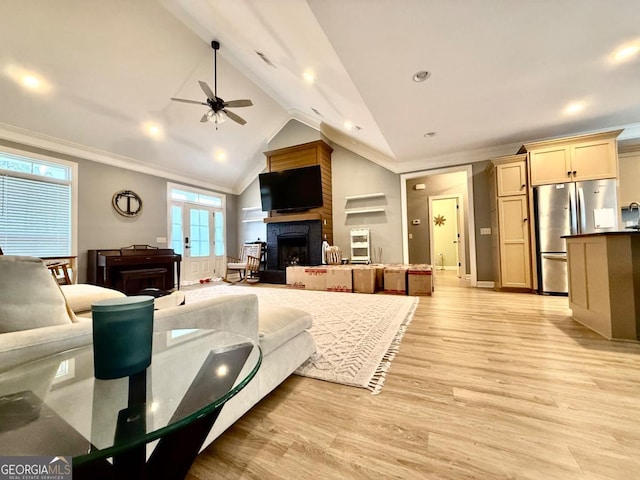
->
xmin=264 ymin=213 xmax=322 ymax=224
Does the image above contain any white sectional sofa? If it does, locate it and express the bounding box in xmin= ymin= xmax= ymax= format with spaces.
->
xmin=0 ymin=255 xmax=316 ymax=451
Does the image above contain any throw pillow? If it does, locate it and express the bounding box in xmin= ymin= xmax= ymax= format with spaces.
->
xmin=60 ymin=284 xmax=126 ymax=314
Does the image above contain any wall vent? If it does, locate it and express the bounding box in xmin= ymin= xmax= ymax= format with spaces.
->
xmin=255 ymin=51 xmax=276 ymax=68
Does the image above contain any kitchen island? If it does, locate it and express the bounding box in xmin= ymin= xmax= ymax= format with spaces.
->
xmin=564 ymin=231 xmax=640 ymax=340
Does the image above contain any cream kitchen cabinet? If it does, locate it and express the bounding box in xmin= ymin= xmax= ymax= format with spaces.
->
xmin=487 ymin=154 xmax=532 ymax=290
xmin=565 ymin=232 xmax=640 ymax=340
xmin=496 ymin=159 xmax=528 ymax=196
xmin=618 ymin=147 xmax=640 ymax=206
xmin=521 ymin=130 xmax=622 ymax=186
xmin=497 ymin=196 xmax=531 ymax=289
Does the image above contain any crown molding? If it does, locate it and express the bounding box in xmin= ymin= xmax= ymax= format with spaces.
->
xmin=320 ymin=122 xmax=398 ymax=171
xmin=0 ymin=122 xmax=233 ymax=194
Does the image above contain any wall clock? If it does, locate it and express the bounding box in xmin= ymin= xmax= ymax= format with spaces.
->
xmin=112 ymin=190 xmax=143 ymax=217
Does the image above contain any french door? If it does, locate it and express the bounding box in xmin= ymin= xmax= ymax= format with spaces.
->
xmin=171 ymin=203 xmax=224 ymax=284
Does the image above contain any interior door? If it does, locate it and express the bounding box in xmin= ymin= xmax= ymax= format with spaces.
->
xmin=171 ymin=204 xmax=223 ymax=283
xmin=430 ymin=197 xmax=460 ymax=271
xmin=454 ymin=197 xmax=464 ymax=277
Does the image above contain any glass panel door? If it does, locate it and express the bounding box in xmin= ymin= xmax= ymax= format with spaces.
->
xmin=170 ymin=203 xmax=224 ymax=284
xmin=183 ymin=206 xmax=215 ymax=283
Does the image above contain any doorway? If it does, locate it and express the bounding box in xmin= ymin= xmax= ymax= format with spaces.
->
xmin=429 ymin=195 xmax=464 ymax=277
xmin=168 ymin=185 xmax=226 ymax=285
xmin=400 ymin=165 xmax=477 ymax=286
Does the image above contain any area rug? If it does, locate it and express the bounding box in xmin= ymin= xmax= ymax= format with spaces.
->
xmin=183 ymin=285 xmax=419 ymax=394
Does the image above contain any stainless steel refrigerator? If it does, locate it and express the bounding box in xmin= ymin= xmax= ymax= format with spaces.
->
xmin=534 ymin=179 xmax=619 ymax=295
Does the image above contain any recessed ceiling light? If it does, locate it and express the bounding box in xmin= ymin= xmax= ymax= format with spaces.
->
xmin=344 ymin=121 xmax=353 ymax=130
xmin=563 ymin=102 xmax=586 ymax=115
xmin=214 ymin=150 xmax=227 ymax=162
xmin=424 ymin=132 xmax=437 ymax=138
xmin=612 ymin=42 xmax=640 ymax=63
xmin=303 ymin=70 xmax=316 ymax=84
xmin=413 ymin=70 xmax=431 ymax=82
xmin=143 ymin=122 xmax=162 ymax=138
xmin=21 ymin=74 xmax=41 ymax=89
xmin=3 ymin=65 xmax=51 ymax=93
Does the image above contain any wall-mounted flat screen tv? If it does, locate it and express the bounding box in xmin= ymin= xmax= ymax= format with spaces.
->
xmin=259 ymin=165 xmax=324 ymax=212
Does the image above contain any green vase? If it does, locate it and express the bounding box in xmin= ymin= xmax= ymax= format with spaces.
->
xmin=91 ymin=296 xmax=154 ymax=379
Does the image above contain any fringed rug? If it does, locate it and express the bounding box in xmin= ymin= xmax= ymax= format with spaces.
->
xmin=183 ymin=285 xmax=418 ymax=394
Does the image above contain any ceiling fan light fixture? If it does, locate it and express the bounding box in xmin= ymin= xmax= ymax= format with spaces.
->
xmin=170 ymin=41 xmax=252 ymax=126
xmin=413 ymin=70 xmax=431 ymax=82
xmin=213 ymin=110 xmax=227 ymax=124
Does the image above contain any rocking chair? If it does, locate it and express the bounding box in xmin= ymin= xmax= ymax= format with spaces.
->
xmin=223 ymin=243 xmax=261 ymax=283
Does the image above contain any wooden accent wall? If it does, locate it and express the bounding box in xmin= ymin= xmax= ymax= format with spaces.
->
xmin=263 ymin=140 xmax=333 ymax=243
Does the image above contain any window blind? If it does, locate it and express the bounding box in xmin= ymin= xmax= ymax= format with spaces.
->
xmin=0 ymin=173 xmax=71 ymax=256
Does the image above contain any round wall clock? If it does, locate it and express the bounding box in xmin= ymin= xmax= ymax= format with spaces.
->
xmin=112 ymin=190 xmax=143 ymax=217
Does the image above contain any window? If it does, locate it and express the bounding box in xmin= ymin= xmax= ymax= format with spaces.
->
xmin=170 ymin=188 xmax=222 ymax=207
xmin=0 ymin=150 xmax=76 ymax=256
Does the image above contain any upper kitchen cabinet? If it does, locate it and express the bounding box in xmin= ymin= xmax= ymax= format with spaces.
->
xmin=495 ymin=155 xmax=528 ymax=196
xmin=618 ymin=146 xmax=640 ymax=206
xmin=519 ymin=130 xmax=622 ymax=186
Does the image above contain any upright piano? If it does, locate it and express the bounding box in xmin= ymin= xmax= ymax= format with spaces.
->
xmin=87 ymin=247 xmax=181 ymax=295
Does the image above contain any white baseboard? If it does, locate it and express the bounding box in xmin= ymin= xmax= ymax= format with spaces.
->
xmin=476 ymin=281 xmax=495 ymax=288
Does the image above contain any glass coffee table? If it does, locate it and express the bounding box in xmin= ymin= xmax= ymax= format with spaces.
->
xmin=0 ymin=329 xmax=261 ymax=480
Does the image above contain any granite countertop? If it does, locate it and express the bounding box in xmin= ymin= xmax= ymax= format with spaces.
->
xmin=562 ymin=229 xmax=640 ymax=238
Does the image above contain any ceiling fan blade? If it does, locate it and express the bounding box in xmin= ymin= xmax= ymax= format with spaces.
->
xmin=200 ymin=112 xmax=210 ymax=123
xmin=223 ymin=109 xmax=247 ymax=125
xmin=198 ymin=81 xmax=215 ymax=101
xmin=171 ymin=97 xmax=207 ymax=106
xmin=223 ymin=99 xmax=253 ymax=108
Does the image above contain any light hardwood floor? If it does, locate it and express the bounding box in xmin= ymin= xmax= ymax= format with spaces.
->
xmin=188 ymin=271 xmax=640 ymax=479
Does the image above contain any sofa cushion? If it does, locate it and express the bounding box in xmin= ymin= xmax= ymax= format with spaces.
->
xmin=259 ymin=306 xmax=313 ymax=356
xmin=153 ymin=291 xmax=186 ymax=310
xmin=0 ymin=256 xmax=74 ymax=333
xmin=60 ymin=284 xmax=126 ymax=314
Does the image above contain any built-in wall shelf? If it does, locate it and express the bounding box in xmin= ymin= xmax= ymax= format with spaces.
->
xmin=345 ymin=193 xmax=385 ymax=201
xmin=242 ymin=206 xmax=267 ymax=224
xmin=345 ymin=207 xmax=385 ymax=215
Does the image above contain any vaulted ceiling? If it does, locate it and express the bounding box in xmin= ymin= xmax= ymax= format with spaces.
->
xmin=1 ymin=1 xmax=639 ymax=194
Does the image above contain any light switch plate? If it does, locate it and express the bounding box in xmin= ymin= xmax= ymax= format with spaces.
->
xmin=480 ymin=228 xmax=491 ymax=235
xmin=156 ymin=237 xmax=167 ymax=243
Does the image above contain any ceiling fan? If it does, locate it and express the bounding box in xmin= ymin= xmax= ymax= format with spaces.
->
xmin=171 ymin=41 xmax=253 ymax=127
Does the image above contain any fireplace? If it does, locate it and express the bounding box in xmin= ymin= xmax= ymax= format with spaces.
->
xmin=278 ymin=235 xmax=308 ymax=268
xmin=262 ymin=220 xmax=323 ymax=283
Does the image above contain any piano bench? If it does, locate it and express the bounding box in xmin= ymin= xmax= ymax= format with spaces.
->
xmin=121 ymin=268 xmax=167 ymax=294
